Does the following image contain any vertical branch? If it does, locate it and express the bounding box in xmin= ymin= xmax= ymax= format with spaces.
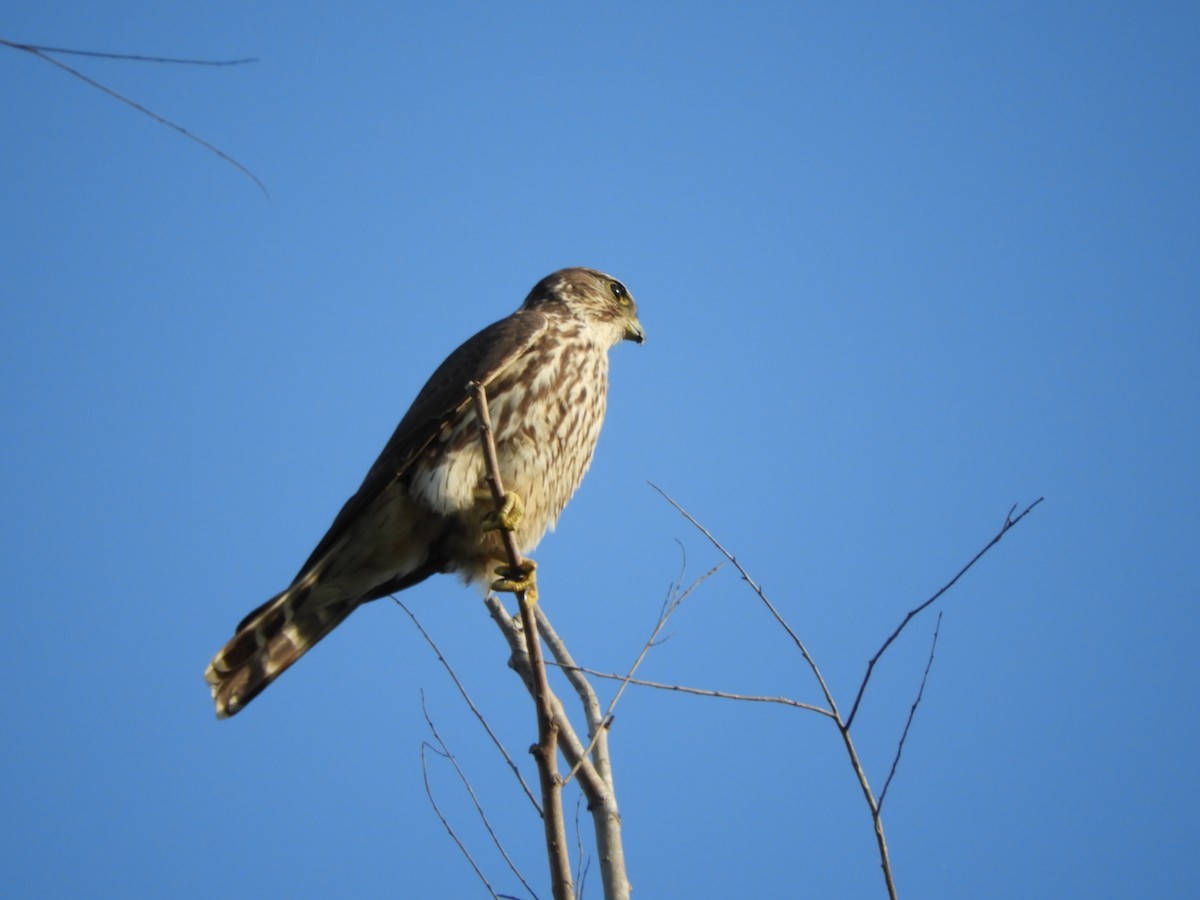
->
xmin=469 ymin=382 xmax=574 ymax=900
xmin=534 ymin=607 xmax=630 ymax=900
xmin=835 ymin=724 xmax=897 ymax=900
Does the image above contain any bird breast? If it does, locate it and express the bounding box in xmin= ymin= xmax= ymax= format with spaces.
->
xmin=408 ymin=325 xmax=611 ymax=555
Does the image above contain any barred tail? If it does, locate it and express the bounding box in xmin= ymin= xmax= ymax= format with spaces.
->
xmin=204 ymin=586 xmax=358 ymax=718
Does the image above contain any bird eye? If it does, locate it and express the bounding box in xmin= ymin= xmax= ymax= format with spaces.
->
xmin=609 ymin=281 xmax=630 ymax=305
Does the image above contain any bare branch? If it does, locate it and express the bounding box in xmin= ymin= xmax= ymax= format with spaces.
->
xmin=846 ymin=497 xmax=1044 ymax=729
xmin=420 ymin=692 xmax=540 ymax=900
xmin=396 ymin=598 xmax=540 ymax=814
xmin=1 ymin=37 xmax=268 ymax=197
xmin=653 ymin=489 xmax=1042 ymax=900
xmin=878 ymin=613 xmax=942 ymax=813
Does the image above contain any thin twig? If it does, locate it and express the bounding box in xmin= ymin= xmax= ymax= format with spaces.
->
xmin=2 ymin=41 xmax=257 ymax=65
xmin=421 ymin=741 xmax=501 ymax=900
xmin=846 ymin=498 xmax=1044 ymax=728
xmin=1 ymin=37 xmax=268 ymax=197
xmin=396 ymin=598 xmax=541 ymax=814
xmin=562 ymin=562 xmax=721 ymax=786
xmin=878 ymin=613 xmax=942 ymax=813
xmin=420 ymin=692 xmax=540 ymax=900
xmin=573 ymin=796 xmax=591 ymax=900
xmin=548 ymin=663 xmax=836 ymax=718
xmin=650 ymin=483 xmax=841 ymax=717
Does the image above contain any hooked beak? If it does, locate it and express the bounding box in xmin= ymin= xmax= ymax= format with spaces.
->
xmin=624 ymin=316 xmax=646 ymax=344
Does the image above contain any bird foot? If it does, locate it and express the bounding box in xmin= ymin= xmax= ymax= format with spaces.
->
xmin=480 ymin=490 xmax=524 ymax=533
xmin=492 ymin=558 xmax=538 ymax=605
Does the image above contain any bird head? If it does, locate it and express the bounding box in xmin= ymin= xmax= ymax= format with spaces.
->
xmin=523 ymin=267 xmax=646 ymax=347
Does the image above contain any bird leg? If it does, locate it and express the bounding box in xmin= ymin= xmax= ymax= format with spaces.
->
xmin=478 ymin=489 xmax=538 ymax=602
xmin=492 ymin=559 xmax=538 ymax=605
xmin=479 ymin=489 xmax=524 ymax=533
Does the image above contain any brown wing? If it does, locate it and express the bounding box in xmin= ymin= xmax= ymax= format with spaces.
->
xmin=290 ymin=308 xmax=550 ymax=580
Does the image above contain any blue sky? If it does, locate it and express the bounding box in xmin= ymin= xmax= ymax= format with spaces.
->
xmin=2 ymin=3 xmax=1197 ymax=897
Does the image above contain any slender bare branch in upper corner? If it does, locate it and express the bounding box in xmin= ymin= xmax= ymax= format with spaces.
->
xmin=0 ymin=37 xmax=268 ymax=197
xmin=1 ymin=40 xmax=258 ymax=65
xmin=846 ymin=497 xmax=1043 ymax=729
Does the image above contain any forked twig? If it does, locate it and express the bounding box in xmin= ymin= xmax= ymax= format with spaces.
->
xmin=1 ymin=37 xmax=268 ymax=196
xmin=483 ymin=598 xmax=609 ymax=800
xmin=656 ymin=484 xmax=1043 ymax=900
xmin=878 ymin=613 xmax=942 ymax=812
xmin=846 ymin=498 xmax=1043 ymax=729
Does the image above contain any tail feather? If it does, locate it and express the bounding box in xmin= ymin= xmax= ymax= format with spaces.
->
xmin=205 ymin=587 xmax=358 ymax=718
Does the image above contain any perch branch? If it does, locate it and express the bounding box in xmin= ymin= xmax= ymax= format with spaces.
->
xmin=469 ymin=381 xmax=574 ymax=900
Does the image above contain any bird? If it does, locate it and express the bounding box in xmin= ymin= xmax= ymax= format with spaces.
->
xmin=205 ymin=267 xmax=645 ymax=718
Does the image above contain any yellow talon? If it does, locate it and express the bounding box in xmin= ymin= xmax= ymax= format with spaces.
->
xmin=481 ymin=491 xmax=524 ymax=533
xmin=491 ymin=558 xmax=538 ymax=604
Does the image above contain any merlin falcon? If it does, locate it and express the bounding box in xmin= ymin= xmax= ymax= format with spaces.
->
xmin=205 ymin=267 xmax=645 ymax=717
